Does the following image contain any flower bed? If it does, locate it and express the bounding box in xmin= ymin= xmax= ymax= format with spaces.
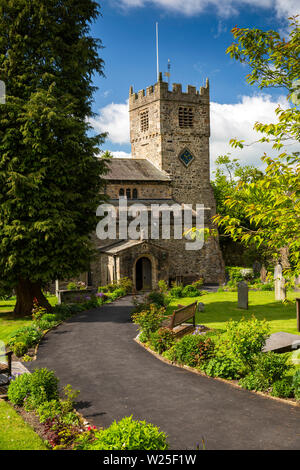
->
xmin=6 ymin=368 xmax=169 ymax=450
xmin=132 ymin=302 xmax=300 ymax=404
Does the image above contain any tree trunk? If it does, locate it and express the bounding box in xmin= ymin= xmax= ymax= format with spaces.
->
xmin=14 ymin=278 xmax=52 ymax=317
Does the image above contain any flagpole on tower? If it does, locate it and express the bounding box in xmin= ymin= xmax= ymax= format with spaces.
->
xmin=156 ymin=22 xmax=159 ymax=81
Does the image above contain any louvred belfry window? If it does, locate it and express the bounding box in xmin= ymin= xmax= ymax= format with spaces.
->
xmin=140 ymin=110 xmax=149 ymax=132
xmin=178 ymin=107 xmax=193 ymax=128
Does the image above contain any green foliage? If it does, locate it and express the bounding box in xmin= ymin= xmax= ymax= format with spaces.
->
xmin=239 ymin=372 xmax=270 ymax=392
xmin=182 ymin=285 xmax=201 ymax=297
xmin=158 ymin=280 xmax=168 ymax=293
xmin=171 ymin=334 xmax=214 ymax=368
xmin=8 ymin=368 xmax=59 ymax=408
xmin=132 ymin=304 xmax=166 ymax=340
xmin=169 ymin=285 xmax=184 ymax=298
xmin=7 ymin=326 xmax=43 ymax=351
xmin=214 ymin=17 xmax=300 ymax=273
xmin=117 ymin=277 xmax=133 ymax=294
xmin=292 ymin=370 xmax=300 ymax=400
xmin=0 ymin=0 xmax=107 ymax=306
xmin=11 ymin=342 xmax=28 ymax=357
xmin=147 ymin=291 xmax=169 ymax=307
xmin=239 ymin=352 xmax=291 ymax=392
xmin=253 ymin=352 xmax=291 ymax=383
xmin=32 ymin=301 xmax=48 ymax=322
xmin=37 ymin=399 xmax=62 ymax=423
xmin=7 ymin=373 xmax=33 ymax=405
xmin=150 ymin=328 xmax=175 ymax=354
xmin=224 ymin=317 xmax=270 ymax=365
xmin=201 ymin=356 xmax=242 ymax=380
xmin=270 ymin=378 xmax=294 ymax=398
xmin=74 ymin=416 xmax=169 ymax=450
xmin=67 ymin=282 xmax=77 ymax=291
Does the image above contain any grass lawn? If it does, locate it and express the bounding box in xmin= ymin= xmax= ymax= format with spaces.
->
xmin=0 ymin=400 xmax=47 ymax=450
xmin=0 ymin=295 xmax=57 ymax=344
xmin=168 ymin=290 xmax=300 ymax=336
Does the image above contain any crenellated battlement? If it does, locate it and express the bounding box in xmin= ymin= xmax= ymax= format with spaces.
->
xmin=129 ymin=74 xmax=209 ymax=110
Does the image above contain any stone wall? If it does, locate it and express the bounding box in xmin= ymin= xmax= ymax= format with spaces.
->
xmin=105 ymin=181 xmax=172 ymax=200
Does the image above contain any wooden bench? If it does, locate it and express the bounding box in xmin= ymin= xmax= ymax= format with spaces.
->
xmin=0 ymin=350 xmax=13 ymax=386
xmin=162 ymin=301 xmax=197 ymax=337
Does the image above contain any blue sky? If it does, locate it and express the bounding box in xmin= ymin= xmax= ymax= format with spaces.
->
xmin=89 ymin=0 xmax=299 ymax=173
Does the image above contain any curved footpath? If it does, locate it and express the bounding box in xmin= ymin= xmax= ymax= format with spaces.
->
xmin=28 ymin=296 xmax=300 ymax=450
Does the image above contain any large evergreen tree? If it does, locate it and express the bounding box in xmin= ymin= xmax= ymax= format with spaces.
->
xmin=0 ymin=0 xmax=107 ymax=316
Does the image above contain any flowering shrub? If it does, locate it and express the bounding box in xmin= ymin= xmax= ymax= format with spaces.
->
xmin=132 ymin=304 xmax=166 ymax=340
xmin=171 ymin=334 xmax=214 ymax=368
xmin=150 ymin=328 xmax=175 ymax=354
xmin=224 ymin=317 xmax=270 ymax=366
xmin=73 ymin=416 xmax=169 ymax=450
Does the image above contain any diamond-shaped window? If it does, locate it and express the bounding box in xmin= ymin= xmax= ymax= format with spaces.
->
xmin=179 ymin=149 xmax=194 ymax=167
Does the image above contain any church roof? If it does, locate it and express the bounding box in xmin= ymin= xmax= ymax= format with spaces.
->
xmin=104 ymin=158 xmax=171 ymax=182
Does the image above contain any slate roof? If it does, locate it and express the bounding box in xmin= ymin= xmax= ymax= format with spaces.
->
xmin=103 ymin=158 xmax=171 ymax=182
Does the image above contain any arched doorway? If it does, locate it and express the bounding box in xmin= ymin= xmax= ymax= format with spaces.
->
xmin=135 ymin=257 xmax=152 ymax=291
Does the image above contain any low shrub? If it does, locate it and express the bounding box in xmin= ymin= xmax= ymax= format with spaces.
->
xmin=11 ymin=341 xmax=28 ymax=357
xmin=74 ymin=416 xmax=169 ymax=450
xmin=67 ymin=282 xmax=77 ymax=291
xmin=252 ymin=352 xmax=291 ymax=384
xmin=169 ymin=285 xmax=184 ymax=298
xmin=37 ymin=399 xmax=63 ymax=423
xmin=239 ymin=352 xmax=291 ymax=392
xmin=270 ymin=378 xmax=294 ymax=398
xmin=7 ymin=373 xmax=32 ymax=405
xmin=201 ymin=355 xmax=242 ymax=380
xmin=7 ymin=326 xmax=43 ymax=349
xmin=239 ymin=372 xmax=270 ymax=392
xmin=192 ymin=279 xmax=204 ymax=289
xmin=182 ymin=285 xmax=201 ymax=297
xmin=118 ymin=277 xmax=133 ymax=294
xmin=224 ymin=317 xmax=271 ymax=366
xmin=147 ymin=291 xmax=168 ymax=307
xmin=8 ymin=368 xmax=59 ymax=408
xmin=172 ymin=334 xmax=214 ymax=368
xmin=132 ymin=304 xmax=166 ymax=340
xmin=158 ymin=280 xmax=168 ymax=293
xmin=293 ymin=370 xmax=300 ymax=400
xmin=150 ymin=328 xmax=175 ymax=354
xmin=259 ymin=282 xmax=274 ymax=291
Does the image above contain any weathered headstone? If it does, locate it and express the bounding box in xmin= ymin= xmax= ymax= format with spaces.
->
xmin=238 ymin=281 xmax=248 ymax=309
xmin=294 ymin=275 xmax=300 ymax=292
xmin=260 ymin=265 xmax=267 ymax=283
xmin=274 ymin=263 xmax=283 ymax=280
xmin=275 ymin=277 xmax=286 ymax=301
xmin=253 ymin=261 xmax=261 ymax=276
xmin=197 ymin=302 xmax=205 ymax=312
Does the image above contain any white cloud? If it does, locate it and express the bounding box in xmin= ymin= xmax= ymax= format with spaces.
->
xmin=91 ymin=94 xmax=294 ymax=172
xmin=115 ymin=0 xmax=300 ymax=18
xmin=109 ymin=150 xmax=132 ymax=158
xmin=90 ymin=100 xmax=129 ymax=144
xmin=210 ymin=94 xmax=290 ymax=173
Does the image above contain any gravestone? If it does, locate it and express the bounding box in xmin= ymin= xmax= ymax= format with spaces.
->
xmin=197 ymin=302 xmax=204 ymax=312
xmin=275 ymin=278 xmax=286 ymax=301
xmin=263 ymin=332 xmax=300 ymax=353
xmin=294 ymin=275 xmax=300 ymax=292
xmin=253 ymin=261 xmax=261 ymax=276
xmin=260 ymin=265 xmax=267 ymax=283
xmin=274 ymin=263 xmax=283 ymax=280
xmin=238 ymin=281 xmax=248 ymax=309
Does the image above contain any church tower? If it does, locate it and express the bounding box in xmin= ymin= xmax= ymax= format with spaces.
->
xmin=129 ymin=73 xmax=215 ymax=212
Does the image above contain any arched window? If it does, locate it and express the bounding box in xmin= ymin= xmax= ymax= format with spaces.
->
xmin=132 ymin=188 xmax=138 ymax=199
xmin=119 ymin=188 xmax=124 ymax=197
xmin=126 ymin=188 xmax=131 ymax=199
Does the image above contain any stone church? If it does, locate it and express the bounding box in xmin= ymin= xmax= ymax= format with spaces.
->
xmin=59 ymin=74 xmax=225 ymax=292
